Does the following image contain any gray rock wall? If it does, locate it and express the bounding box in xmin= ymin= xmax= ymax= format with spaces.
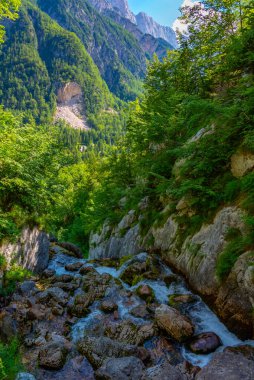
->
xmin=0 ymin=227 xmax=49 ymax=274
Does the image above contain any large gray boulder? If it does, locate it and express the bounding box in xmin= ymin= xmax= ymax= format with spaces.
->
xmin=95 ymin=356 xmax=144 ymax=380
xmin=142 ymin=361 xmax=186 ymax=380
xmin=77 ymin=336 xmax=139 ymax=368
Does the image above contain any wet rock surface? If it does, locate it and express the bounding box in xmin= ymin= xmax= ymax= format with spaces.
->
xmin=1 ymin=249 xmax=254 ymax=379
xmin=188 ymin=332 xmax=221 ymax=354
xmin=155 ymin=304 xmax=194 ymax=342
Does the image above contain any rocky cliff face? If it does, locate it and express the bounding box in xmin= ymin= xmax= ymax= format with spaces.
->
xmin=136 ymin=12 xmax=177 ymax=48
xmin=0 ymin=227 xmax=50 ymax=274
xmin=37 ymin=0 xmax=146 ymax=101
xmin=55 ymin=82 xmax=88 ymax=130
xmin=87 ymin=0 xmax=177 ymax=59
xmin=109 ymin=0 xmax=136 ymax=24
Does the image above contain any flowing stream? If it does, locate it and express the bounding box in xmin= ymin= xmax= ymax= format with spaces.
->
xmin=48 ymin=252 xmax=254 ymax=368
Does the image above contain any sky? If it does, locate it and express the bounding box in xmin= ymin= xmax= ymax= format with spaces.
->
xmin=128 ymin=0 xmax=185 ymax=27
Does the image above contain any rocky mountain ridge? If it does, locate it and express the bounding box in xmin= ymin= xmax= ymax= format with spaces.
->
xmin=88 ymin=0 xmax=177 ymax=48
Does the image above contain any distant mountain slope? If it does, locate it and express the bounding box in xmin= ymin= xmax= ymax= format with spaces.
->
xmin=89 ymin=0 xmax=177 ymax=48
xmin=36 ymin=0 xmax=146 ymax=101
xmin=0 ymin=3 xmax=114 ymax=123
xmin=136 ymin=12 xmax=177 ymax=48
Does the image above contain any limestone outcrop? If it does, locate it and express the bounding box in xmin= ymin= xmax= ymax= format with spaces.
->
xmin=0 ymin=227 xmax=49 ymax=274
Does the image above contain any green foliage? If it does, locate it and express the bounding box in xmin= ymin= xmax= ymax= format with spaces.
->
xmin=0 ymin=338 xmax=23 ymax=380
xmin=37 ymin=0 xmax=145 ymax=101
xmin=0 ymin=0 xmax=21 ymax=43
xmin=0 ymin=262 xmax=32 ymax=297
xmin=0 ymin=3 xmax=114 ymax=123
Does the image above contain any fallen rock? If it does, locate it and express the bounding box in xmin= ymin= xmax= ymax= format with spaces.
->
xmin=155 ymin=304 xmax=194 ymax=342
xmin=196 ymin=346 xmax=254 ymax=380
xmin=42 ymin=269 xmax=55 ymax=279
xmin=169 ymin=294 xmax=196 ymax=306
xmin=142 ymin=361 xmax=186 ymax=380
xmin=52 ymin=274 xmax=74 ymax=283
xmin=36 ymin=287 xmax=69 ymax=306
xmin=39 ymin=342 xmax=68 ymax=370
xmin=77 ymin=336 xmax=139 ymax=368
xmin=100 ymin=300 xmax=118 ymax=313
xmin=188 ymin=332 xmax=221 ymax=354
xmin=37 ymin=356 xmax=94 ymax=380
xmin=105 ymin=319 xmax=155 ymax=345
xmin=96 ymin=356 xmax=144 ymax=380
xmin=57 ymin=242 xmax=83 ymax=258
xmin=65 ymin=262 xmax=84 ymax=271
xmin=26 ymin=305 xmax=47 ymax=321
xmin=19 ymin=281 xmax=36 ymax=296
xmin=130 ymin=304 xmax=150 ymax=319
xmin=79 ymin=266 xmax=96 ymax=275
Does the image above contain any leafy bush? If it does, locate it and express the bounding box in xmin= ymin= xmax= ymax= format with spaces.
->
xmin=0 ymin=339 xmax=23 ymax=380
xmin=0 ymin=255 xmax=31 ymax=296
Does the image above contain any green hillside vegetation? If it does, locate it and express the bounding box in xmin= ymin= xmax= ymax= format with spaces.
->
xmin=0 ymin=2 xmax=114 ymax=123
xmin=75 ymin=0 xmax=254 ymax=275
xmin=36 ymin=0 xmax=145 ymax=100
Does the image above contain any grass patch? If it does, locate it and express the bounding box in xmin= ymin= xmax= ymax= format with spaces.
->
xmin=0 ymin=338 xmax=23 ymax=380
xmin=0 ymin=255 xmax=32 ymax=296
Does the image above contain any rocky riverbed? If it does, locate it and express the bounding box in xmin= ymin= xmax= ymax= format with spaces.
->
xmin=2 ymin=244 xmax=254 ymax=380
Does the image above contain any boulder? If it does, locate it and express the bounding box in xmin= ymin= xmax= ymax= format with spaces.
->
xmin=26 ymin=305 xmax=47 ymax=321
xmin=39 ymin=342 xmax=68 ymax=370
xmin=196 ymin=346 xmax=254 ymax=380
xmin=155 ymin=304 xmax=194 ymax=342
xmin=100 ymin=300 xmax=118 ymax=313
xmin=65 ymin=262 xmax=84 ymax=271
xmin=77 ymin=336 xmax=139 ymax=368
xmin=130 ymin=304 xmax=151 ymax=319
xmin=36 ymin=287 xmax=69 ymax=306
xmin=188 ymin=332 xmax=221 ymax=354
xmin=105 ymin=319 xmax=155 ymax=345
xmin=95 ymin=356 xmax=144 ymax=380
xmin=57 ymin=242 xmax=83 ymax=258
xmin=37 ymin=356 xmax=94 ymax=380
xmin=142 ymin=361 xmax=186 ymax=380
xmin=19 ymin=281 xmax=36 ymax=296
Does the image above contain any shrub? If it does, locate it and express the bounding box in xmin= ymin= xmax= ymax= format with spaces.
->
xmin=0 ymin=338 xmax=23 ymax=380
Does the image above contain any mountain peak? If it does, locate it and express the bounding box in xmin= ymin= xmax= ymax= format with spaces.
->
xmin=109 ymin=0 xmax=136 ymax=23
xmin=136 ymin=12 xmax=177 ymax=48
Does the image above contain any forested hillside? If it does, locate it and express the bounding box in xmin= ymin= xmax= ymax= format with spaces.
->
xmin=0 ymin=2 xmax=114 ymax=123
xmin=36 ymin=0 xmax=146 ymax=101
